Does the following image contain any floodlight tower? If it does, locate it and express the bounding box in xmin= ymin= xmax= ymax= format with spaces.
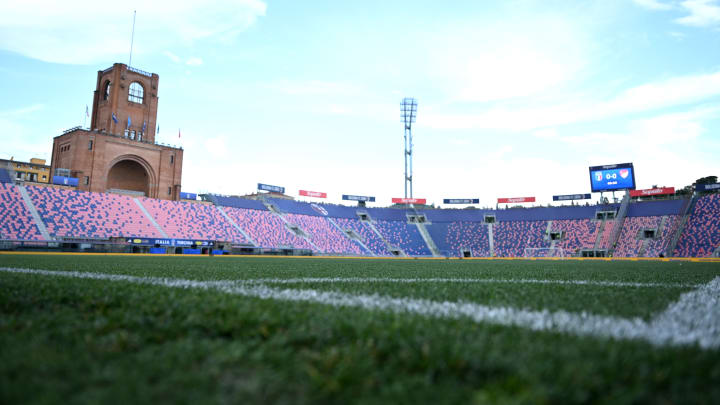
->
xmin=401 ymin=97 xmax=417 ymax=198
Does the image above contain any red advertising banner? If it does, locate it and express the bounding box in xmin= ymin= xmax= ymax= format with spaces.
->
xmin=299 ymin=190 xmax=327 ymax=198
xmin=392 ymin=197 xmax=427 ymax=204
xmin=629 ymin=187 xmax=675 ymax=197
xmin=497 ymin=197 xmax=536 ymax=204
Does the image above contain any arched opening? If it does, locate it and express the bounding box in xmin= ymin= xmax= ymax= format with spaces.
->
xmin=128 ymin=82 xmax=144 ymax=104
xmin=106 ymin=159 xmax=149 ymax=196
xmin=103 ymin=80 xmax=111 ymax=100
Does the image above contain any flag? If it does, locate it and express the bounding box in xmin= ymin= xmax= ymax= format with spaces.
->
xmin=85 ymin=105 xmax=89 ymax=117
xmin=112 ymin=112 xmax=118 ymax=124
xmin=157 ymin=125 xmax=160 ymax=134
xmin=142 ymin=121 xmax=146 ymax=132
xmin=178 ymin=129 xmax=181 ymax=139
xmin=127 ymin=116 xmax=131 ymax=128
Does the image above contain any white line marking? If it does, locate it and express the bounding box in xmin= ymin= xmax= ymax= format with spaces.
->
xmin=2 ymin=267 xmax=718 ymax=349
xmin=237 ymin=277 xmax=700 ymax=289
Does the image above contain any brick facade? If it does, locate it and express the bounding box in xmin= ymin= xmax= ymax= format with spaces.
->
xmin=50 ymin=63 xmax=183 ymax=200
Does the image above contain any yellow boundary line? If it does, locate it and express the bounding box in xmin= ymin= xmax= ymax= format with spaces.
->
xmin=1 ymin=251 xmax=718 ymax=262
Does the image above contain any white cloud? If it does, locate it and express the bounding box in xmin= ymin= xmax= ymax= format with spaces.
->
xmin=562 ymin=108 xmax=711 ymax=147
xmin=676 ymin=0 xmax=720 ymax=27
xmin=0 ymin=0 xmax=267 ymax=64
xmin=0 ymin=104 xmax=45 ymax=117
xmin=532 ymin=128 xmax=558 ymax=139
xmin=632 ymin=0 xmax=674 ymax=10
xmin=266 ymin=80 xmax=362 ymax=96
xmin=428 ymin=18 xmax=588 ymax=103
xmin=186 ymin=57 xmax=203 ymax=66
xmin=424 ymin=70 xmax=720 ymax=131
xmin=163 ymin=51 xmax=181 ymax=63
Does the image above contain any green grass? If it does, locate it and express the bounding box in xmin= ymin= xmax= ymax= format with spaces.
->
xmin=1 ymin=254 xmax=719 ymax=404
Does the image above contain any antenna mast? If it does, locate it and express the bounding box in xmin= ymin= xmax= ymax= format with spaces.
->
xmin=401 ymin=98 xmax=417 ymax=198
xmin=128 ymin=10 xmax=137 ymax=67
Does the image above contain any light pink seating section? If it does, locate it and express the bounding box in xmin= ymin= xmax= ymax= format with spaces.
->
xmin=26 ymin=185 xmax=162 ymax=239
xmin=596 ymin=219 xmax=616 ymax=250
xmin=140 ymin=197 xmax=248 ymax=242
xmin=223 ymin=207 xmax=314 ymax=250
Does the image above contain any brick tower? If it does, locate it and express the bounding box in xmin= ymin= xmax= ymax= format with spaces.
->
xmin=50 ymin=63 xmax=183 ymax=200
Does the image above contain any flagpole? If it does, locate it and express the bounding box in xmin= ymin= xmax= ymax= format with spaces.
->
xmin=129 ymin=10 xmax=136 ymax=67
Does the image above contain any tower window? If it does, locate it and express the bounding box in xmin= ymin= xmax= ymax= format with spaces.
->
xmin=128 ymin=82 xmax=144 ymax=104
xmin=103 ymin=81 xmax=111 ymax=100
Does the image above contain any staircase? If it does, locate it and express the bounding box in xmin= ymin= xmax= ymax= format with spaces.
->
xmin=17 ymin=185 xmax=52 ymax=241
xmin=415 ymin=222 xmax=441 ymax=257
xmin=593 ymin=220 xmax=606 ymax=250
xmin=488 ymin=223 xmax=495 ymax=257
xmin=608 ymin=191 xmax=630 ymax=255
xmin=665 ymin=196 xmax=695 ymax=257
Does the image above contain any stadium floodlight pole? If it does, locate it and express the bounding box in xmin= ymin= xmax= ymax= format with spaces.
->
xmin=401 ymin=98 xmax=417 ymax=199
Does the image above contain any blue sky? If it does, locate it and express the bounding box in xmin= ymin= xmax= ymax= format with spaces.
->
xmin=1 ymin=0 xmax=719 ymax=207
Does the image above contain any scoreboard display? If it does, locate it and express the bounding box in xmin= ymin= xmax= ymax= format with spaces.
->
xmin=589 ymin=163 xmax=636 ymax=192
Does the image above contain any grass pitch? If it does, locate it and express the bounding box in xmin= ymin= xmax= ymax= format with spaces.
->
xmin=1 ymin=254 xmax=719 ymax=404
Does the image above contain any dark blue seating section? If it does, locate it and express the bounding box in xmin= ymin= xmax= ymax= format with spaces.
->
xmin=0 ymin=168 xmax=12 ymax=184
xmin=675 ymin=194 xmax=720 ymax=257
xmin=626 ymin=199 xmax=684 ymax=217
xmin=206 ymin=194 xmax=268 ymax=211
xmin=373 ymin=220 xmax=431 ymax=256
xmin=428 ymin=221 xmax=490 ymax=257
xmin=0 ymin=183 xmax=44 ymax=240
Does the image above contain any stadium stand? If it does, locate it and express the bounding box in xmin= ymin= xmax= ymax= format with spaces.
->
xmin=614 ymin=216 xmax=658 ymax=257
xmin=645 ymin=215 xmax=679 ymax=257
xmin=223 ymin=206 xmax=314 ymax=250
xmin=551 ymin=219 xmax=599 ymax=255
xmin=373 ymin=219 xmax=432 ymax=256
xmin=26 ymin=185 xmax=163 ymax=239
xmin=3 ymin=183 xmax=716 ymax=258
xmin=493 ymin=220 xmax=549 ymax=257
xmin=674 ymin=193 xmax=720 ymax=257
xmin=284 ymin=213 xmax=363 ymax=255
xmin=333 ymin=217 xmax=390 ymax=256
xmin=428 ymin=221 xmax=491 ymax=257
xmin=139 ymin=198 xmax=249 ymax=242
xmin=597 ymin=219 xmax=616 ymax=250
xmin=0 ymin=183 xmax=44 ymax=240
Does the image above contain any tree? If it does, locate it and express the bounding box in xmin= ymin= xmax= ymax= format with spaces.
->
xmin=676 ymin=175 xmax=718 ymax=195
